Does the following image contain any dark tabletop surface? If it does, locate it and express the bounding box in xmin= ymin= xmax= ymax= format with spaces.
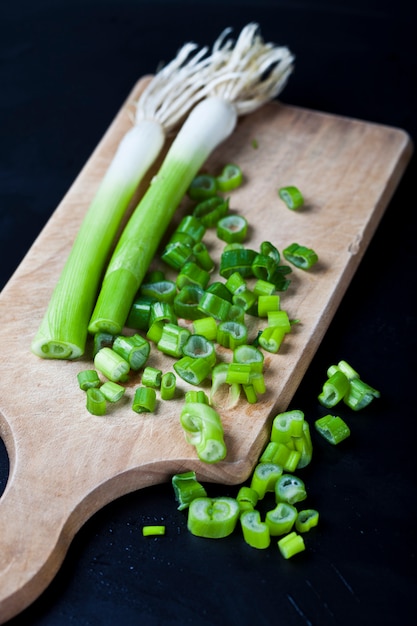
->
xmin=1 ymin=1 xmax=416 ymax=624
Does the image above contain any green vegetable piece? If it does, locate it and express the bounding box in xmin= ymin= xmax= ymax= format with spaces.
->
xmin=250 ymin=462 xmax=283 ymax=499
xmin=157 ymin=323 xmax=191 ymax=358
xmin=173 ymin=285 xmax=205 ymax=321
xmin=142 ymin=366 xmax=162 ymax=388
xmin=275 ymin=474 xmax=307 ymax=505
xmin=100 ymin=381 xmax=125 ymax=403
xmin=343 ymin=378 xmax=380 ymax=411
xmin=271 ymin=410 xmax=305 ymax=443
xmin=172 ymin=471 xmax=207 ymax=510
xmin=182 ymin=334 xmax=216 ymax=366
xmin=278 ymin=531 xmax=305 ymax=559
xmin=217 ymin=215 xmax=248 ymax=244
xmin=132 ymin=386 xmax=156 ymax=413
xmin=236 ymin=486 xmax=259 ymax=512
xmin=180 ymin=402 xmax=226 ymax=464
xmin=278 ymin=185 xmax=304 ymax=210
xmin=192 ymin=196 xmax=230 ymax=227
xmin=265 ymin=502 xmax=298 ymax=536
xmin=142 ymin=525 xmax=166 ymax=536
xmin=240 ymin=510 xmax=271 ymax=549
xmin=283 ymin=242 xmax=318 ymax=270
xmin=174 ymin=356 xmax=212 ymax=385
xmin=160 ymin=372 xmax=177 ymax=400
xmin=217 ymin=321 xmax=248 ymax=350
xmin=140 ymin=280 xmax=177 ymax=304
xmin=112 ymin=334 xmax=151 ymax=370
xmin=315 ymin=414 xmax=350 ymax=444
xmin=86 ymin=387 xmax=107 ymax=416
xmin=188 ymin=174 xmax=219 ymax=201
xmin=318 ymin=370 xmax=350 ymax=408
xmin=187 ymin=497 xmax=240 ymax=538
xmin=216 ymin=163 xmax=243 ymax=192
xmin=295 ymin=509 xmax=319 ymax=533
xmin=77 ymin=369 xmax=100 ymax=391
xmin=94 ymin=347 xmax=130 ymax=382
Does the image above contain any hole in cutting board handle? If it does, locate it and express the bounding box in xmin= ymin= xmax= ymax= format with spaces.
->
xmin=0 ymin=436 xmax=9 ymax=499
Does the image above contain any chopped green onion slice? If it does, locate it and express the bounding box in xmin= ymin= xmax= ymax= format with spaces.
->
xmin=315 ymin=414 xmax=351 ymax=444
xmin=93 ymin=332 xmax=115 ymax=357
xmin=283 ymin=242 xmax=318 ymax=270
xmin=188 ymin=174 xmax=219 ymax=201
xmin=172 ymin=471 xmax=207 ymax=510
xmin=112 ymin=334 xmax=151 ymax=370
xmin=217 ymin=215 xmax=248 ymax=244
xmin=187 ymin=497 xmax=240 ymax=538
xmin=174 ymin=355 xmax=212 ymax=385
xmin=160 ymin=372 xmax=177 ymax=400
xmin=318 ymin=370 xmax=350 ymax=408
xmin=140 ymin=280 xmax=177 ymax=303
xmin=142 ymin=525 xmax=166 ymax=536
xmin=206 ymin=281 xmax=233 ymax=302
xmin=257 ymin=294 xmax=280 ymax=317
xmin=225 ymin=362 xmax=252 ymax=385
xmin=132 ymin=386 xmax=156 ymax=413
xmin=251 ymin=253 xmax=276 ymax=281
xmin=192 ymin=316 xmax=218 ymax=341
xmin=236 ymin=486 xmax=259 ymax=511
xmin=94 ymin=347 xmax=130 ymax=382
xmin=250 ymin=462 xmax=283 ymax=499
xmin=260 ymin=241 xmax=281 ymax=264
xmin=100 ymin=381 xmax=125 ymax=403
xmin=258 ymin=326 xmax=286 ymax=353
xmin=77 ymin=369 xmax=100 ymax=391
xmin=197 ymin=291 xmax=231 ymax=322
xmin=278 ymin=185 xmax=304 ymax=210
xmin=192 ymin=241 xmax=215 ymax=272
xmin=275 ymin=474 xmax=307 ymax=505
xmin=343 ymin=378 xmax=380 ymax=411
xmin=174 ymin=214 xmax=206 ymax=244
xmin=180 ymin=402 xmax=226 ymax=463
xmin=161 ymin=241 xmax=194 ymax=270
xmin=225 ymin=271 xmax=247 ymax=295
xmin=240 ymin=510 xmax=271 ymax=549
xmin=277 ymin=531 xmax=305 ymax=559
xmin=232 ymin=288 xmax=257 ymax=312
xmin=126 ymin=296 xmax=155 ymax=331
xmin=265 ymin=502 xmax=298 ymax=536
xmin=185 ymin=389 xmax=210 ymax=405
xmin=210 ymin=363 xmax=241 ymax=409
xmin=295 ymin=509 xmax=319 ymax=533
xmin=253 ymin=279 xmax=276 ymax=297
xmin=233 ymin=344 xmax=264 ymax=373
xmin=173 ymin=285 xmax=205 ymax=321
xmin=267 ymin=310 xmax=291 ymax=333
xmin=157 ymin=323 xmax=191 ymax=358
xmin=182 ymin=334 xmax=216 ymax=366
xmin=192 ymin=196 xmax=230 ymax=227
xmin=216 ymin=163 xmax=243 ymax=192
xmin=271 ymin=410 xmax=305 ymax=443
xmin=176 ymin=261 xmax=210 ymax=290
xmin=142 ymin=366 xmax=162 ymax=388
xmin=295 ymin=421 xmax=313 ymax=469
xmin=331 ymin=360 xmax=360 ymax=381
xmin=217 ymin=321 xmax=248 ymax=349
xmin=219 ymin=248 xmax=257 ymax=279
xmin=86 ymin=387 xmax=107 ymax=416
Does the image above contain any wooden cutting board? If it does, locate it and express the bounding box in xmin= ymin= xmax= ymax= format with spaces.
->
xmin=0 ymin=76 xmax=412 ymax=622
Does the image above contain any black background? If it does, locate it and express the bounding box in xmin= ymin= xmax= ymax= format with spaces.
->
xmin=1 ymin=1 xmax=416 ymax=624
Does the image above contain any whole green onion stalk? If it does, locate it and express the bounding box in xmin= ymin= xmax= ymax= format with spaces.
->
xmin=89 ymin=23 xmax=295 ymax=335
xmin=31 ymin=40 xmax=228 ymax=359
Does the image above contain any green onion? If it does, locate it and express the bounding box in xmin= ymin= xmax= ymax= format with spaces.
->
xmin=86 ymin=387 xmax=107 ymax=416
xmin=206 ymin=281 xmax=233 ymax=302
xmin=93 ymin=332 xmax=115 ymax=356
xmin=185 ymin=389 xmax=210 ymax=405
xmin=31 ymin=40 xmax=222 ymax=359
xmin=233 ymin=344 xmax=264 ymax=373
xmin=157 ymin=323 xmax=191 ymax=358
xmin=89 ymin=24 xmax=294 ymax=336
xmin=192 ymin=316 xmax=218 ymax=341
xmin=314 ymin=414 xmax=351 ymax=444
xmin=172 ymin=471 xmax=207 ymax=510
xmin=318 ymin=370 xmax=350 ymax=408
xmin=176 ymin=261 xmax=210 ymax=290
xmin=140 ymin=280 xmax=177 ymax=304
xmin=197 ymin=291 xmax=231 ymax=322
xmin=174 ymin=355 xmax=212 ymax=385
xmin=100 ymin=381 xmax=125 ymax=403
xmin=217 ymin=215 xmax=248 ymax=244
xmin=193 ymin=196 xmax=230 ymax=227
xmin=94 ymin=347 xmax=130 ymax=382
xmin=126 ymin=296 xmax=155 ymax=331
xmin=192 ymin=241 xmax=215 ymax=272
xmin=343 ymin=378 xmax=380 ymax=411
xmin=283 ymin=242 xmax=318 ymax=270
xmin=188 ymin=174 xmax=219 ymax=201
xmin=180 ymin=401 xmax=227 ymax=463
xmin=77 ymin=369 xmax=100 ymax=391
xmin=265 ymin=502 xmax=297 ymax=536
xmin=217 ymin=321 xmax=248 ymax=349
xmin=216 ymin=163 xmax=243 ymax=192
xmin=278 ymin=185 xmax=304 ymax=210
xmin=112 ymin=334 xmax=151 ymax=370
xmin=225 ymin=362 xmax=251 ymax=385
xmin=141 ymin=366 xmax=162 ymax=388
xmin=250 ymin=462 xmax=283 ymax=499
xmin=174 ymin=215 xmax=206 ymax=244
xmin=160 ymin=372 xmax=177 ymax=400
xmin=210 ymin=363 xmax=241 ymax=409
xmin=240 ymin=510 xmax=271 ymax=549
xmin=142 ymin=525 xmax=166 ymax=536
xmin=173 ymin=285 xmax=205 ymax=320
xmin=182 ymin=334 xmax=217 ymax=366
xmin=161 ymin=241 xmax=194 ymax=270
xmin=295 ymin=509 xmax=319 ymax=533
xmin=275 ymin=474 xmax=307 ymax=505
xmin=257 ymin=326 xmax=286 ymax=353
xmin=219 ymin=247 xmax=257 ymax=279
xmin=271 ymin=410 xmax=305 ymax=443
xmin=277 ymin=531 xmax=305 ymax=559
xmin=257 ymin=294 xmax=280 ymax=317
xmin=253 ymin=279 xmax=276 ymax=297
xmin=132 ymin=386 xmax=157 ymax=413
xmin=236 ymin=486 xmax=259 ymax=512
xmin=187 ymin=497 xmax=240 ymax=538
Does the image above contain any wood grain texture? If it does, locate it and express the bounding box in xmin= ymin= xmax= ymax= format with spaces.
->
xmin=0 ymin=75 xmax=412 ymax=622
